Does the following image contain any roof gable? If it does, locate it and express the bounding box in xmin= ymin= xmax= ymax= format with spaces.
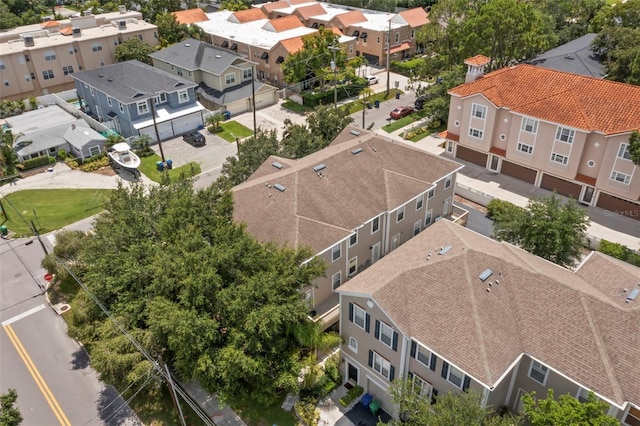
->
xmin=396 ymin=7 xmax=428 ymax=28
xmin=229 ymin=8 xmax=267 ymax=23
xmin=332 ymin=10 xmax=366 ymax=27
xmin=261 ymin=1 xmax=289 ymax=13
xmin=295 ymin=3 xmax=326 ymax=20
xmin=263 ymin=15 xmax=304 ymax=32
xmin=171 ymin=8 xmax=209 ymax=24
xmin=278 ymin=35 xmax=304 ymax=53
xmin=150 ymin=38 xmax=243 ymax=75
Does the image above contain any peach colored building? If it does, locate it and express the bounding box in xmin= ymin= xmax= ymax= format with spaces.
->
xmin=440 ymin=59 xmax=640 ymax=220
xmin=0 ymin=9 xmax=158 ymax=100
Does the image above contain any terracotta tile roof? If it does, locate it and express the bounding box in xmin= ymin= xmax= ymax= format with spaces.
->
xmin=261 ymin=0 xmax=289 ymax=13
xmin=289 ymin=0 xmax=313 ymax=5
xmin=230 ymin=8 xmax=266 ymax=23
xmin=575 ymin=173 xmax=596 ymax=186
xmin=266 ymin=15 xmax=304 ymax=32
xmin=333 ymin=10 xmax=367 ymax=27
xmin=59 ymin=27 xmax=73 ymax=36
xmin=328 ymin=27 xmax=343 ymax=37
xmin=489 ymin=147 xmax=506 ymax=157
xmin=464 ymin=54 xmax=491 ymax=67
xmin=171 ymin=8 xmax=209 ymax=25
xmin=295 ymin=3 xmax=326 ymax=20
xmin=450 ymin=64 xmax=640 ymax=135
xmin=389 ymin=42 xmax=411 ymax=54
xmin=232 ymin=126 xmax=462 ymax=254
xmin=438 ymin=130 xmax=459 ymax=141
xmin=397 ymin=7 xmax=429 ymax=28
xmin=338 ymin=220 xmax=640 ymax=407
xmin=41 ymin=20 xmax=61 ymax=29
xmin=279 ymin=36 xmax=304 ymax=53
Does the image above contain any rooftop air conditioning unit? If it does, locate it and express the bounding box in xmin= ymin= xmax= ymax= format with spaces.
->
xmin=117 ymin=20 xmax=126 ymax=30
xmin=72 ymin=27 xmax=81 ymax=37
xmin=23 ymin=35 xmax=35 ymax=47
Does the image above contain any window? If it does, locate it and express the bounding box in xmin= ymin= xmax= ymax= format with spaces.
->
xmin=517 ymin=142 xmax=533 ymax=154
xmin=371 ymin=217 xmax=379 ymax=233
xmin=446 ymin=364 xmax=464 ymax=388
xmin=62 ymin=65 xmax=74 ymax=75
xmin=178 ymin=90 xmax=189 ymax=103
xmin=331 ymin=244 xmax=341 ymax=262
xmin=371 ymin=352 xmax=392 ymax=380
xmin=137 ymin=34 xmax=143 ymax=41
xmin=95 ymin=105 xmax=102 ymax=120
xmin=555 ymin=127 xmax=575 ymax=144
xmin=577 ymin=388 xmax=591 ymax=403
xmin=242 ymin=68 xmax=252 ymax=80
xmin=550 ymin=153 xmax=568 ymax=165
xmin=42 ymin=70 xmax=54 ymax=80
xmin=349 ymin=232 xmax=357 ymax=247
xmin=376 ymin=37 xmax=380 ymax=43
xmin=0 ymin=60 xmax=5 ymax=70
xmin=91 ymin=43 xmax=103 ymax=52
xmin=348 ymin=336 xmax=358 ymax=353
xmin=155 ymin=92 xmax=167 ymax=104
xmin=349 ymin=44 xmax=353 ymax=54
xmin=89 ymin=146 xmax=101 ymax=156
xmin=471 ymin=103 xmax=486 ymax=119
xmin=413 ymin=221 xmax=420 ymax=236
xmin=425 ymin=209 xmax=433 ymax=226
xmin=90 ymin=87 xmax=94 ymax=96
xmin=19 ymin=55 xmax=26 ymax=64
xmin=176 ymin=67 xmax=183 ymax=76
xmin=352 ymin=303 xmax=367 ymax=329
xmin=348 ymin=257 xmax=357 ymax=276
xmin=469 ymin=128 xmax=483 ymax=139
xmin=377 ymin=321 xmax=395 ymax=348
xmin=24 ymin=54 xmax=30 ymax=62
xmin=416 ymin=345 xmax=433 ymax=368
xmin=411 ymin=29 xmax=415 ymax=39
xmin=624 ymin=406 xmax=640 ymax=426
xmin=610 ymin=170 xmax=631 ymax=184
xmin=428 ymin=188 xmax=434 ymax=199
xmin=521 ymin=117 xmax=538 ymax=133
xmin=106 ymin=96 xmax=112 ymax=107
xmin=397 ymin=205 xmax=405 ymax=222
xmin=44 ymin=51 xmax=56 ymax=61
xmin=30 ymin=72 xmax=35 ymax=80
xmin=416 ymin=195 xmax=424 ymax=210
xmin=332 ymin=271 xmax=341 ymax=290
xmin=119 ymin=102 xmax=124 ymax=113
xmin=3 ymin=80 xmax=8 ymax=87
xmin=225 ymin=73 xmax=236 ymax=85
xmin=618 ymin=143 xmax=632 ymax=160
xmin=395 ymin=33 xmax=399 ymax=43
xmin=24 ymin=74 xmax=31 ymax=82
xmin=445 ymin=176 xmax=452 ymax=189
xmin=137 ymin=100 xmax=149 ymax=114
xmin=528 ymin=360 xmax=548 ymax=385
xmin=410 ymin=374 xmax=432 ymax=398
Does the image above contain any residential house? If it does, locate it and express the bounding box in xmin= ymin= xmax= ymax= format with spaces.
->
xmin=149 ymin=38 xmax=278 ymax=114
xmin=63 ymin=123 xmax=108 ymax=161
xmin=527 ymin=33 xmax=604 ymax=78
xmin=72 ymin=60 xmax=205 ymax=140
xmin=232 ymin=126 xmax=463 ymax=329
xmin=440 ymin=57 xmax=640 ymax=220
xmin=337 ymin=219 xmax=640 ymax=424
xmin=0 ymin=7 xmax=158 ymax=101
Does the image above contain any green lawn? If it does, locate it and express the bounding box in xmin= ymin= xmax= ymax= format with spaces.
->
xmin=231 ymin=395 xmax=296 ymax=426
xmin=341 ymin=89 xmax=401 ymax=114
xmin=1 ymin=189 xmax=111 ymax=237
xmin=139 ymin=154 xmax=201 ymax=183
xmin=382 ymin=109 xmax=429 ymax=133
xmin=408 ymin=124 xmax=447 ymax=142
xmin=218 ymin=121 xmax=254 ymax=143
xmin=282 ymin=100 xmax=313 ymax=114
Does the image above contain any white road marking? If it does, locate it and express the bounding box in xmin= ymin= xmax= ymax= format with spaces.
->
xmin=2 ymin=304 xmax=46 ymax=326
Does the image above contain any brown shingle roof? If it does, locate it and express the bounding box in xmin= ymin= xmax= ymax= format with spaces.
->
xmin=449 ymin=64 xmax=640 ymax=135
xmin=171 ymin=8 xmax=209 ymax=25
xmin=295 ymin=3 xmax=326 ymax=20
xmin=230 ymin=8 xmax=267 ymax=23
xmin=397 ymin=7 xmax=429 ymax=28
xmin=232 ymin=127 xmax=462 ymax=253
xmin=266 ymin=15 xmax=304 ymax=32
xmin=338 ymin=220 xmax=640 ymax=407
xmin=333 ymin=10 xmax=367 ymax=27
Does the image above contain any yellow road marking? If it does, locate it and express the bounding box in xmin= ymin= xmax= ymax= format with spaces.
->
xmin=3 ymin=324 xmax=71 ymax=426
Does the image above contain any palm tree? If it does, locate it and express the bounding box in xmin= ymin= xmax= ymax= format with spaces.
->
xmin=206 ymin=113 xmax=223 ymax=133
xmin=0 ymin=129 xmax=21 ymax=177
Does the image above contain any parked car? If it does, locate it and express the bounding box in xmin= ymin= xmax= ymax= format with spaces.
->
xmin=366 ymin=75 xmax=379 ymax=85
xmin=390 ymin=106 xmax=415 ymax=119
xmin=183 ymin=131 xmax=205 ymax=147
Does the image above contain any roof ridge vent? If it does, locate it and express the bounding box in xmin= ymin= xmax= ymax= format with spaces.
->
xmin=438 ymin=246 xmax=452 ymax=255
xmin=351 ymin=147 xmax=363 ymax=155
xmin=313 ymin=164 xmax=326 ymax=172
xmin=350 ymin=130 xmax=361 ymax=136
xmin=274 ymin=183 xmax=285 ymax=192
xmin=626 ymin=288 xmax=639 ymax=303
xmin=272 ymin=161 xmax=283 ymax=169
xmin=479 ymin=268 xmax=493 ymax=282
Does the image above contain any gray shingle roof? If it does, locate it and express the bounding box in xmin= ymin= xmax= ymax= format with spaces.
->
xmin=337 ymin=219 xmax=640 ymax=407
xmin=197 ymin=80 xmax=266 ymax=105
xmin=63 ymin=124 xmax=106 ymax=150
xmin=71 ymin=60 xmax=197 ymax=104
xmin=149 ymin=38 xmax=250 ymax=75
xmin=527 ymin=33 xmax=604 ymax=78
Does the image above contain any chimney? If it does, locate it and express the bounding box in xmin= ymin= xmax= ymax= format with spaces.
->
xmin=71 ymin=124 xmax=76 ymax=130
xmin=464 ymin=55 xmax=491 ymax=83
xmin=23 ymin=35 xmax=35 ymax=47
xmin=117 ymin=20 xmax=126 ymax=30
xmin=118 ymin=5 xmax=126 ymax=13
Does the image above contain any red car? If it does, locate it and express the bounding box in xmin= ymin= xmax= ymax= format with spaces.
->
xmin=390 ymin=106 xmax=415 ymax=119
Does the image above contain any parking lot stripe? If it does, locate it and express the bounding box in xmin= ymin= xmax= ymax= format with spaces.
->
xmin=1 ymin=304 xmax=46 ymax=326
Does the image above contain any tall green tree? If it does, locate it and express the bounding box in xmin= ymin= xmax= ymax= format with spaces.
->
xmin=628 ymin=130 xmax=640 ymax=166
xmin=522 ymin=389 xmax=618 ymax=426
xmin=141 ymin=0 xmax=181 ymax=23
xmin=0 ymin=129 xmax=21 ymax=177
xmin=0 ymin=388 xmax=23 ymax=426
xmin=114 ymin=38 xmax=155 ymax=64
xmin=489 ymin=194 xmax=590 ymax=268
xmin=534 ymin=0 xmax=605 ymax=45
xmin=219 ymin=0 xmax=249 ymax=10
xmin=155 ymin=12 xmax=191 ymax=47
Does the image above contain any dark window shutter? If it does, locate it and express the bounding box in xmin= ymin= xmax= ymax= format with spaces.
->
xmin=463 ymin=375 xmax=471 ymax=391
xmin=368 ymin=350 xmax=373 ymax=367
xmin=408 ymin=371 xmax=414 ymax=381
xmin=365 ymin=313 xmax=370 ymax=332
xmin=390 ymin=365 xmax=395 ymax=381
xmin=374 ymin=320 xmax=380 ymax=339
xmin=430 ymin=354 xmax=437 ymax=371
xmin=410 ymin=340 xmax=417 ymax=358
xmin=349 ymin=303 xmax=354 ymax=322
xmin=431 ymin=388 xmax=438 ymax=405
xmin=441 ymin=361 xmax=449 ymax=379
xmin=392 ymin=331 xmax=398 ymax=351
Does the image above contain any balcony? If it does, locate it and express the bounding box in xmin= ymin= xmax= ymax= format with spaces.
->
xmin=447 ymin=204 xmax=469 ymax=227
xmin=309 ymin=292 xmax=339 ymax=330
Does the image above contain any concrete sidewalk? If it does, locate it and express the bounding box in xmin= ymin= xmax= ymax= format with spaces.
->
xmin=179 ymin=381 xmax=247 ymax=426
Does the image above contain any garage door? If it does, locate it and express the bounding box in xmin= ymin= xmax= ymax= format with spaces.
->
xmin=597 ymin=193 xmax=640 ymax=221
xmin=540 ymin=174 xmax=581 ymax=199
xmin=172 ymin=112 xmax=203 ymax=137
xmin=254 ymin=89 xmax=277 ymax=110
xmin=367 ymin=378 xmax=393 ymax=415
xmin=501 ymin=160 xmax=537 ymax=184
xmin=456 ymin=145 xmax=488 ymax=167
xmin=139 ymin=121 xmax=173 ymax=142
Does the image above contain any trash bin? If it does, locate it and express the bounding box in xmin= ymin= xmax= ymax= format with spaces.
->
xmin=369 ymin=400 xmax=380 ymax=416
xmin=156 ymin=161 xmax=164 ymax=172
xmin=395 ymin=92 xmax=400 ymax=100
xmin=374 ymin=100 xmax=380 ymax=108
xmin=361 ymin=393 xmax=372 ymax=407
xmin=223 ymin=111 xmax=231 ymax=120
xmin=166 ymin=159 xmax=173 ymax=170
xmin=367 ymin=102 xmax=372 ymax=109
xmin=0 ymin=225 xmax=7 ymax=236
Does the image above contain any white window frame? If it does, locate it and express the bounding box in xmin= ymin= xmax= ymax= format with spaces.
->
xmin=44 ymin=51 xmax=56 ymax=61
xmin=349 ymin=232 xmax=357 ymax=247
xmin=521 ymin=117 xmax=538 ymax=133
xmin=413 ymin=220 xmax=421 ymax=236
xmin=137 ymin=100 xmax=149 ymax=115
xmin=107 ymin=96 xmax=112 ymax=107
xmin=471 ymin=103 xmax=487 ymax=119
xmin=119 ymin=102 xmax=124 ymax=113
xmin=618 ymin=143 xmax=632 ymax=160
xmin=331 ymin=244 xmax=341 ymax=262
xmin=577 ymin=388 xmax=590 ymax=403
xmin=332 ymin=271 xmax=341 ymax=290
xmin=348 ymin=256 xmax=357 ymax=276
xmin=447 ymin=364 xmax=465 ymax=389
xmin=177 ymin=90 xmax=189 ymax=104
xmin=610 ymin=170 xmax=631 ymax=185
xmin=517 ymin=142 xmax=533 ymax=154
xmin=411 ymin=29 xmax=415 ymax=39
xmin=353 ymin=304 xmax=366 ymax=329
xmin=416 ymin=344 xmax=432 ymax=367
xmin=428 ymin=188 xmax=434 ymax=199
xmin=225 ymin=73 xmax=236 ymax=85
xmin=411 ymin=374 xmax=432 ymax=398
xmin=62 ymin=65 xmax=74 ymax=75
xmin=378 ymin=321 xmax=394 ymax=348
xmin=445 ymin=176 xmax=452 ymax=189
xmin=396 ymin=205 xmax=405 ymax=222
xmin=88 ymin=145 xmax=101 ymax=156
xmin=90 ymin=87 xmax=94 ymax=96
xmin=155 ymin=92 xmax=167 ymax=104
xmin=555 ymin=126 xmax=575 ymax=144
xmin=528 ymin=360 xmax=548 ymax=385
xmin=176 ymin=67 xmax=183 ymax=76
xmin=372 ymin=352 xmax=391 ymax=380
xmin=425 ymin=209 xmax=433 ymax=226
xmin=42 ymin=70 xmax=54 ymax=80
xmin=0 ymin=60 xmax=5 ymax=69
xmin=469 ymin=128 xmax=483 ymax=139
xmin=416 ymin=194 xmax=424 ymax=210
xmin=242 ymin=68 xmax=252 ymax=80
xmin=550 ymin=152 xmax=568 ymax=165
xmin=348 ymin=336 xmax=358 ymax=353
xmin=371 ymin=217 xmax=379 ymax=234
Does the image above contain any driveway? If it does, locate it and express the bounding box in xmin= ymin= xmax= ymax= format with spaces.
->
xmin=335 ymin=401 xmax=392 ymax=426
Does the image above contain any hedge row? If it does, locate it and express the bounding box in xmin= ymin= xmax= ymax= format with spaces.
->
xmin=303 ymin=78 xmax=368 ymax=107
xmin=21 ymin=155 xmax=55 ymax=171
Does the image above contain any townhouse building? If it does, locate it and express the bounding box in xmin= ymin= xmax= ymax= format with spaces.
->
xmin=72 ymin=60 xmax=205 ymax=140
xmin=337 ymin=219 xmax=640 ymax=424
xmin=0 ymin=8 xmax=158 ymax=101
xmin=440 ymin=56 xmax=640 ymax=220
xmin=232 ymin=127 xmax=463 ymax=329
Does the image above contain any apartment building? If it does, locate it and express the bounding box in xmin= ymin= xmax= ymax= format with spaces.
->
xmin=0 ymin=8 xmax=158 ymax=100
xmin=440 ymin=56 xmax=640 ymax=220
xmin=337 ymin=219 xmax=640 ymax=424
xmin=232 ymin=126 xmax=463 ymax=329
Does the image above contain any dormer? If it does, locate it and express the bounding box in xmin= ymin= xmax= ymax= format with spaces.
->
xmin=464 ymin=55 xmax=491 ymax=83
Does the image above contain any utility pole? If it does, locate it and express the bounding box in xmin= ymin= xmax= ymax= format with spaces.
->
xmin=149 ymin=96 xmax=165 ymax=163
xmin=159 ymin=355 xmax=186 ymax=426
xmin=251 ymin=64 xmax=257 ymax=136
xmin=329 ymin=45 xmax=340 ymax=108
xmin=386 ymin=19 xmax=391 ymax=97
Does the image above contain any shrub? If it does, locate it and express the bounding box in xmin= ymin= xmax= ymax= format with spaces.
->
xmin=323 ymin=354 xmax=341 ymax=385
xmin=21 ymin=155 xmax=52 ymax=170
xmin=64 ymin=158 xmax=79 ymax=169
xmin=486 ymin=198 xmax=525 ymax=221
xmin=295 ymin=400 xmax=319 ymax=426
xmin=598 ymin=239 xmax=640 ymax=267
xmin=339 ymin=385 xmax=363 ymax=407
xmin=57 ymin=149 xmax=67 ymax=161
xmin=207 ymin=125 xmax=223 ymax=134
xmin=29 ymin=96 xmax=38 ymax=110
xmin=80 ymin=156 xmax=109 ymax=172
xmin=303 ymin=80 xmax=367 ymax=107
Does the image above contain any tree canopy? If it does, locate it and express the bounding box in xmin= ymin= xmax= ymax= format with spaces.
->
xmin=114 ymin=38 xmax=156 ymax=64
xmin=522 ymin=389 xmax=618 ymax=426
xmin=487 ymin=194 xmax=590 ymax=268
xmin=0 ymin=389 xmax=22 ymax=426
xmin=628 ymin=130 xmax=640 ymax=166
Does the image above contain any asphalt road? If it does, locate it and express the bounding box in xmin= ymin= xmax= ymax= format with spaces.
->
xmin=350 ymin=89 xmax=417 ymax=131
xmin=454 ymin=201 xmax=495 ymax=238
xmin=0 ymin=237 xmax=140 ymax=426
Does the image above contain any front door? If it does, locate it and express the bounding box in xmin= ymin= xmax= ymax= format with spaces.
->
xmin=443 ymin=197 xmax=451 ymax=216
xmin=371 ymin=242 xmax=380 ymax=263
xmin=348 ymin=363 xmax=358 ymax=384
xmin=489 ymin=155 xmax=500 ymax=172
xmin=580 ymin=186 xmax=595 ymax=205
